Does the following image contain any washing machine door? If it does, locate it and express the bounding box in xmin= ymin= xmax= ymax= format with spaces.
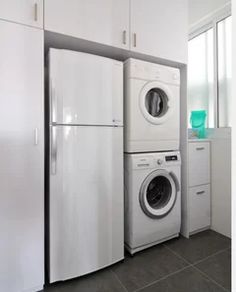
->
xmin=139 ymin=170 xmax=179 ymax=218
xmin=139 ymin=81 xmax=174 ymax=125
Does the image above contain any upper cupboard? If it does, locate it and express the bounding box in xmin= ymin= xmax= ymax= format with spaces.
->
xmin=0 ymin=0 xmax=43 ymax=28
xmin=44 ymin=0 xmax=130 ymax=50
xmin=45 ymin=0 xmax=188 ymax=64
xmin=0 ymin=0 xmax=188 ymax=62
xmin=130 ymin=0 xmax=188 ymax=64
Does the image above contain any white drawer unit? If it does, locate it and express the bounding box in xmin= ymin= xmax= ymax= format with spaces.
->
xmin=181 ymin=140 xmax=212 ymax=237
xmin=189 ymin=185 xmax=211 ymax=233
xmin=188 ymin=142 xmax=210 ymax=187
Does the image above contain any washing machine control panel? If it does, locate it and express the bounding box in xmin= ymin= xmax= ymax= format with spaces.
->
xmin=157 ymin=159 xmax=163 ymax=165
xmin=165 ymin=155 xmax=178 ymax=162
xmin=128 ymin=152 xmax=181 ymax=170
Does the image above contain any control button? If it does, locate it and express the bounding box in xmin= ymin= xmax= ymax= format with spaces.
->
xmin=155 ymin=70 xmax=160 ymax=78
xmin=157 ymin=159 xmax=163 ymax=165
xmin=173 ymin=73 xmax=179 ymax=80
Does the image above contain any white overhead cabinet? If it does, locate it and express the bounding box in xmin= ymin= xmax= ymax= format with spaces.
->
xmin=0 ymin=0 xmax=43 ymax=28
xmin=44 ymin=0 xmax=188 ymax=63
xmin=130 ymin=0 xmax=188 ymax=63
xmin=0 ymin=20 xmax=44 ymax=292
xmin=44 ymin=0 xmax=130 ymax=49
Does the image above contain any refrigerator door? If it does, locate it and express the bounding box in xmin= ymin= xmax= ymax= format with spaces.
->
xmin=49 ymin=49 xmax=123 ymax=126
xmin=49 ymin=125 xmax=124 ymax=283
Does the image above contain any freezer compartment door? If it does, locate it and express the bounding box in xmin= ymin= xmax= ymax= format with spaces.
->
xmin=49 ymin=126 xmax=124 ymax=282
xmin=49 ymin=49 xmax=123 ymax=126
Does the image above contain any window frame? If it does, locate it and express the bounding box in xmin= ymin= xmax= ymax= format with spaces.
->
xmin=188 ymin=4 xmax=231 ymax=128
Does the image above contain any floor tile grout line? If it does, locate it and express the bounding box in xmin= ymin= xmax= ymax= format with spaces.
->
xmin=131 ymin=244 xmax=194 ymax=292
xmin=111 ymin=245 xmax=193 ymax=292
xmin=163 ymin=243 xmax=231 ymax=266
xmin=163 ymin=243 xmax=230 ymax=292
xmin=162 ymin=244 xmax=191 ymax=265
xmin=192 ymin=247 xmax=231 ymax=266
xmin=133 ymin=265 xmax=191 ymax=292
xmin=191 ymin=264 xmax=229 ymax=292
xmin=110 ymin=269 xmax=129 ymax=292
xmin=111 ymin=242 xmax=231 ymax=292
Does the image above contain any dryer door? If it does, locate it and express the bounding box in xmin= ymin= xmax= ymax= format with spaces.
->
xmin=139 ymin=81 xmax=174 ymax=125
xmin=139 ymin=170 xmax=179 ymax=218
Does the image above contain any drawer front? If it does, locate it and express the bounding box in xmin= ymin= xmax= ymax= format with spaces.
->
xmin=189 ymin=142 xmax=210 ymax=187
xmin=189 ymin=185 xmax=211 ymax=233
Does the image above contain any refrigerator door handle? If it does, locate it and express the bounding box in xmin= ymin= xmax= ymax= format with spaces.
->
xmin=50 ymin=79 xmax=57 ymax=124
xmin=34 ymin=127 xmax=39 ymax=145
xmin=51 ymin=126 xmax=57 ymax=175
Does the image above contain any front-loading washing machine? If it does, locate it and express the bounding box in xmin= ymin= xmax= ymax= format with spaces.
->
xmin=124 ymin=151 xmax=181 ymax=255
xmin=124 ymin=58 xmax=180 ymax=153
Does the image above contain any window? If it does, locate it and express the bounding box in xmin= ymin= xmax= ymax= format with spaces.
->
xmin=188 ymin=29 xmax=214 ymax=127
xmin=188 ymin=15 xmax=232 ymax=128
xmin=218 ymin=16 xmax=232 ymax=127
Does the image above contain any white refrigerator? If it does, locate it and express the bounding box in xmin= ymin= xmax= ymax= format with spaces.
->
xmin=48 ymin=49 xmax=124 ymax=283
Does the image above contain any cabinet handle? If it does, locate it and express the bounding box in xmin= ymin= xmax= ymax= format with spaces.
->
xmin=34 ymin=3 xmax=38 ymax=22
xmin=196 ymin=191 xmax=205 ymax=195
xmin=196 ymin=147 xmax=205 ymax=151
xmin=122 ymin=30 xmax=127 ymax=45
xmin=34 ymin=128 xmax=39 ymax=145
xmin=133 ymin=33 xmax=137 ymax=47
xmin=51 ymin=126 xmax=57 ymax=175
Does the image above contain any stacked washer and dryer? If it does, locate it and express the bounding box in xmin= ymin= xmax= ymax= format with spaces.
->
xmin=124 ymin=59 xmax=181 ymax=255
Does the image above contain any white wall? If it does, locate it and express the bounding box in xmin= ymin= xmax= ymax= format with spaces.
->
xmin=189 ymin=0 xmax=231 ymax=27
xmin=208 ymin=128 xmax=231 ymax=238
xmin=231 ymin=0 xmax=235 ymax=291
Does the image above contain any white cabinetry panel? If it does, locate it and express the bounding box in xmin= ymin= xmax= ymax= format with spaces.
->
xmin=189 ymin=185 xmax=211 ymax=233
xmin=45 ymin=0 xmax=129 ymax=49
xmin=130 ymin=0 xmax=188 ymax=63
xmin=0 ymin=0 xmax=43 ymax=28
xmin=0 ymin=20 xmax=44 ymax=292
xmin=189 ymin=142 xmax=210 ymax=187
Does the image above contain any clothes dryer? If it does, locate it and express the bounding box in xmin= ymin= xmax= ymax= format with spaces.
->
xmin=124 ymin=59 xmax=180 ymax=153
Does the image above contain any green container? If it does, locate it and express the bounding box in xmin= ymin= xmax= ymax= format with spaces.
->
xmin=190 ymin=110 xmax=207 ymax=138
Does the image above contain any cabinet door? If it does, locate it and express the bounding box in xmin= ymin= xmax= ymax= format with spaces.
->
xmin=0 ymin=0 xmax=43 ymax=28
xmin=130 ymin=0 xmax=188 ymax=63
xmin=0 ymin=21 xmax=44 ymax=292
xmin=45 ymin=0 xmax=129 ymax=49
xmin=189 ymin=185 xmax=211 ymax=233
xmin=189 ymin=142 xmax=210 ymax=187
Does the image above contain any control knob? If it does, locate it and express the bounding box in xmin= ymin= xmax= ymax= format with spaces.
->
xmin=157 ymin=159 xmax=163 ymax=165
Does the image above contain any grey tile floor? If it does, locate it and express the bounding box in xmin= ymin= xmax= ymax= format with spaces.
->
xmin=44 ymin=230 xmax=231 ymax=292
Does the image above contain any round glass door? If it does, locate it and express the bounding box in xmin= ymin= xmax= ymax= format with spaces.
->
xmin=139 ymin=170 xmax=177 ymax=218
xmin=145 ymin=88 xmax=168 ymax=118
xmin=140 ymin=81 xmax=174 ymax=125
